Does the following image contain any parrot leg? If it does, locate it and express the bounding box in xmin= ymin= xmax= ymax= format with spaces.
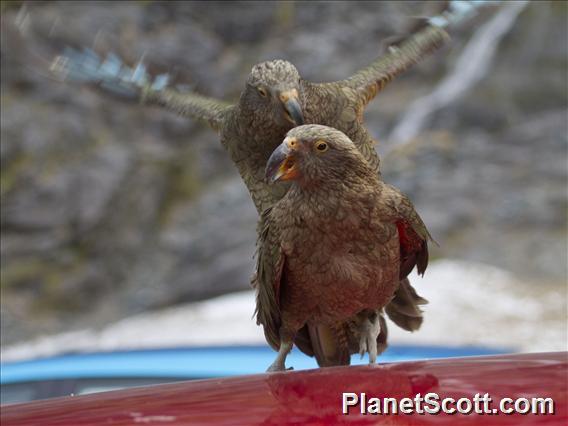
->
xmin=358 ymin=314 xmax=381 ymax=364
xmin=267 ymin=340 xmax=293 ymax=372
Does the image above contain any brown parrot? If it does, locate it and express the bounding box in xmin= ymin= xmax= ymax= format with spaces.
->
xmin=258 ymin=124 xmax=432 ymax=371
xmin=53 ymin=25 xmax=445 ymax=365
xmin=53 ymin=26 xmax=448 ymax=214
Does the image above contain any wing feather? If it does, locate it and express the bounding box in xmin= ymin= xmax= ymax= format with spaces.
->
xmin=51 ymin=48 xmax=233 ymax=131
xmin=381 ymin=184 xmax=434 ymax=279
xmin=338 ymin=25 xmax=449 ymax=108
xmin=253 ymin=207 xmax=285 ymax=351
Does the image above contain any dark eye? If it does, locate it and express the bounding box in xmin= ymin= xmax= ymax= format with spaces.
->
xmin=315 ymin=141 xmax=328 ymax=152
xmin=258 ymin=87 xmax=268 ymax=97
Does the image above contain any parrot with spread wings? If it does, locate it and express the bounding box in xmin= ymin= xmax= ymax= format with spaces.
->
xmin=50 ymin=1 xmax=494 ymax=367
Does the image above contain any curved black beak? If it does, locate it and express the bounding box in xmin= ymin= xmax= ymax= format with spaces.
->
xmin=284 ymin=98 xmax=305 ymax=126
xmin=265 ymin=142 xmax=292 ymax=183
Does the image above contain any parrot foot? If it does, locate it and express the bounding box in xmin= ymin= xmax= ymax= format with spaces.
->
xmin=266 ymin=341 xmax=293 ymax=372
xmin=358 ymin=316 xmax=381 ymax=364
xmin=266 ymin=362 xmax=286 ymax=372
xmin=266 ymin=362 xmax=294 ymax=372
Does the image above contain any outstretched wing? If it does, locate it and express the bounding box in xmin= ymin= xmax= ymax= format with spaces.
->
xmin=340 ymin=25 xmax=449 ymax=109
xmin=252 ymin=208 xmax=285 ymax=351
xmin=51 ymin=48 xmax=233 ymax=131
xmin=335 ymin=0 xmax=503 ymax=109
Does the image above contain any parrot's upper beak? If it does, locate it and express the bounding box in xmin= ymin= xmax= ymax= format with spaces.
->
xmin=265 ymin=138 xmax=299 ymax=183
xmin=280 ymin=90 xmax=304 ymax=126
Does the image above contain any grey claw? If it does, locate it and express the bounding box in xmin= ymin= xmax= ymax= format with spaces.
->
xmin=358 ymin=316 xmax=381 ymax=364
xmin=267 ymin=364 xmax=284 ymax=372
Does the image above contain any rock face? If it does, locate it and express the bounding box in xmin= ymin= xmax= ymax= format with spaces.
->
xmin=1 ymin=2 xmax=566 ymax=345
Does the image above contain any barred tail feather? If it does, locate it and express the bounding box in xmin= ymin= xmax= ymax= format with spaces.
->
xmin=385 ymin=278 xmax=428 ymax=332
xmin=307 ymin=324 xmax=351 ymax=367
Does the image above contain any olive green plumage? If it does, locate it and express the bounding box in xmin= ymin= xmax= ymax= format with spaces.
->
xmin=258 ymin=125 xmax=432 ymax=371
xmin=59 ymin=25 xmax=447 ymax=366
xmin=139 ymin=27 xmax=448 ymax=215
xmin=146 ymin=26 xmax=445 ymax=367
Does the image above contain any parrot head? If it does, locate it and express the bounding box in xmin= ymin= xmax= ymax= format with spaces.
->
xmin=243 ymin=60 xmax=305 ymax=128
xmin=266 ymin=124 xmax=368 ymax=185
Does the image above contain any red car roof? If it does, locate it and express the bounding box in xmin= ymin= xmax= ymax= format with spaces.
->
xmin=2 ymin=352 xmax=567 ymax=425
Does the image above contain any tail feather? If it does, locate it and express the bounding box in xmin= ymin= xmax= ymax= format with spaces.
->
xmin=385 ymin=278 xmax=428 ymax=332
xmin=307 ymin=324 xmax=350 ymax=367
xmin=294 ymin=278 xmax=426 ymax=367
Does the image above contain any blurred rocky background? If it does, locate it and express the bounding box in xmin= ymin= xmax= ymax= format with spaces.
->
xmin=1 ymin=1 xmax=566 ymax=348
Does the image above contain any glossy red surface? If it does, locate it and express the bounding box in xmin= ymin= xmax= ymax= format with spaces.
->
xmin=2 ymin=352 xmax=567 ymax=425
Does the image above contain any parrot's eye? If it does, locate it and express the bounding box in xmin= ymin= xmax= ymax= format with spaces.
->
xmin=258 ymin=87 xmax=268 ymax=97
xmin=315 ymin=141 xmax=328 ymax=152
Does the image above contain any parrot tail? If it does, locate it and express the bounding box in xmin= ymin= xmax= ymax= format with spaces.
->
xmin=385 ymin=278 xmax=428 ymax=332
xmin=303 ymin=313 xmax=390 ymax=367
xmin=307 ymin=324 xmax=351 ymax=367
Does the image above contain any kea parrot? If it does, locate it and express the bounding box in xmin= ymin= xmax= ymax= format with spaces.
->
xmin=52 ymin=24 xmax=447 ymax=366
xmin=258 ymin=125 xmax=432 ymax=371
